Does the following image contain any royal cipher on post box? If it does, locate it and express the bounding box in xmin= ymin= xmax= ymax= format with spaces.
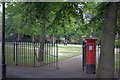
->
xmin=85 ymin=38 xmax=97 ymax=74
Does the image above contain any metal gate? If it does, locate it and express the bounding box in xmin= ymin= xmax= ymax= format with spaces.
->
xmin=5 ymin=40 xmax=58 ymax=68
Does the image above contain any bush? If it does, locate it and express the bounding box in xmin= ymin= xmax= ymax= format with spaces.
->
xmin=115 ymin=39 xmax=120 ymax=47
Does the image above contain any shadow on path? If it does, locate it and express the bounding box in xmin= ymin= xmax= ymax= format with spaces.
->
xmin=6 ymin=55 xmax=96 ymax=78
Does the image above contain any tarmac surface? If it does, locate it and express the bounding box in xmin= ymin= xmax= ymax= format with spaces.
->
xmin=0 ymin=43 xmax=119 ymax=78
xmin=0 ymin=42 xmax=2 ymax=79
xmin=6 ymin=55 xmax=96 ymax=78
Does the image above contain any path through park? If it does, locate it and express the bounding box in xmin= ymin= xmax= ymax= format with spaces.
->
xmin=6 ymin=55 xmax=96 ymax=78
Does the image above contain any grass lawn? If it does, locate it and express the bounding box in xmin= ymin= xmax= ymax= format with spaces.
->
xmin=115 ymin=53 xmax=120 ymax=70
xmin=4 ymin=42 xmax=120 ymax=69
xmin=5 ymin=42 xmax=57 ymax=66
xmin=5 ymin=42 xmax=82 ymax=66
xmin=58 ymin=44 xmax=82 ymax=61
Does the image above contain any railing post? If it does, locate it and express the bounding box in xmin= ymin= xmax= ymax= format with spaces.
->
xmin=56 ymin=42 xmax=59 ymax=69
xmin=2 ymin=2 xmax=6 ymax=79
xmin=15 ymin=41 xmax=18 ymax=66
xmin=33 ymin=41 xmax=36 ymax=67
xmin=97 ymin=43 xmax=101 ymax=65
xmin=46 ymin=42 xmax=48 ymax=66
xmin=53 ymin=42 xmax=55 ymax=67
xmin=118 ymin=45 xmax=120 ymax=77
xmin=82 ymin=41 xmax=86 ymax=71
xmin=13 ymin=41 xmax=15 ymax=62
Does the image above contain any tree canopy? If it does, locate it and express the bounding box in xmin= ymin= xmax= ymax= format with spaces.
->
xmin=5 ymin=2 xmax=90 ymax=40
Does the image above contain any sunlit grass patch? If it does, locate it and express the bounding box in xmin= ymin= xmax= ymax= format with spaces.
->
xmin=58 ymin=44 xmax=82 ymax=61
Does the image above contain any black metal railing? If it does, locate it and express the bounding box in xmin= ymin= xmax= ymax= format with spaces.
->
xmin=115 ymin=45 xmax=120 ymax=77
xmin=82 ymin=41 xmax=86 ymax=71
xmin=5 ymin=41 xmax=58 ymax=68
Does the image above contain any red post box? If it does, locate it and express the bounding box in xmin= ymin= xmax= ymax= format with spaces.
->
xmin=85 ymin=38 xmax=97 ymax=74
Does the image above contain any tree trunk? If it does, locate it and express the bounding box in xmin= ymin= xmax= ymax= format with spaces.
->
xmin=52 ymin=34 xmax=55 ymax=46
xmin=96 ymin=2 xmax=118 ymax=78
xmin=17 ymin=34 xmax=20 ymax=41
xmin=38 ymin=3 xmax=49 ymax=62
xmin=32 ymin=35 xmax=35 ymax=42
xmin=39 ymin=16 xmax=46 ymax=62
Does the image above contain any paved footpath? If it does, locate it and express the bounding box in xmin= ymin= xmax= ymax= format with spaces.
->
xmin=6 ymin=55 xmax=96 ymax=78
xmin=0 ymin=42 xmax=2 ymax=79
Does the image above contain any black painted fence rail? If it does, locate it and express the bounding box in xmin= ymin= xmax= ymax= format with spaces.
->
xmin=5 ymin=41 xmax=58 ymax=68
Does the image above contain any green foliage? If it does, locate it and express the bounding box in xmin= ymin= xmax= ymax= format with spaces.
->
xmin=6 ymin=2 xmax=85 ymax=41
xmin=0 ymin=12 xmax=2 ymax=32
xmin=86 ymin=2 xmax=120 ymax=38
xmin=116 ymin=9 xmax=120 ymax=35
xmin=6 ymin=2 xmax=119 ymax=41
xmin=115 ymin=39 xmax=120 ymax=47
xmin=78 ymin=2 xmax=98 ymax=37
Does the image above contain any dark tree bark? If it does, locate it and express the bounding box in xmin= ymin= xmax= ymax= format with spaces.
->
xmin=39 ymin=15 xmax=46 ymax=62
xmin=32 ymin=35 xmax=35 ymax=42
xmin=38 ymin=3 xmax=49 ymax=62
xmin=17 ymin=34 xmax=20 ymax=41
xmin=96 ymin=2 xmax=118 ymax=78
